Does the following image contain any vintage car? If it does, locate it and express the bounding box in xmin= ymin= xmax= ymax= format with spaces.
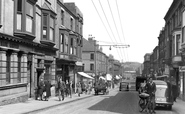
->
xmin=119 ymin=81 xmax=129 ymax=91
xmin=153 ymin=80 xmax=174 ymax=110
xmin=119 ymin=80 xmax=136 ymax=91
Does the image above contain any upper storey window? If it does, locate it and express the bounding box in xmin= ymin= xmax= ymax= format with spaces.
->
xmin=41 ymin=3 xmax=56 ymax=47
xmin=14 ymin=0 xmax=37 ymax=40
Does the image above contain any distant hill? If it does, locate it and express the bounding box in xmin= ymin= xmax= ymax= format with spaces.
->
xmin=122 ymin=62 xmax=142 ymax=72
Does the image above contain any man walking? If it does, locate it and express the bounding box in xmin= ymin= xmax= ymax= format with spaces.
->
xmin=145 ymin=77 xmax=156 ymax=113
xmin=58 ymin=78 xmax=66 ymax=101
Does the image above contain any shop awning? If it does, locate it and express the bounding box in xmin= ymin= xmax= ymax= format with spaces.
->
xmin=99 ymin=76 xmax=106 ymax=80
xmin=106 ymin=74 xmax=112 ymax=81
xmin=77 ymin=72 xmax=94 ymax=79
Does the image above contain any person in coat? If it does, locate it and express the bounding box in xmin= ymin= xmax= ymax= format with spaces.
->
xmin=58 ymin=78 xmax=66 ymax=101
xmin=44 ymin=80 xmax=52 ymax=101
xmin=38 ymin=78 xmax=45 ymax=101
xmin=76 ymin=81 xmax=82 ymax=97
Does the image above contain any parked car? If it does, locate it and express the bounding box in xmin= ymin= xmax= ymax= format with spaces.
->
xmin=119 ymin=80 xmax=135 ymax=91
xmin=119 ymin=81 xmax=129 ymax=91
xmin=153 ymin=80 xmax=174 ymax=110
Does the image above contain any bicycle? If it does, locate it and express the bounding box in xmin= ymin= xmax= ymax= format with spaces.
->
xmin=138 ymin=92 xmax=149 ymax=113
xmin=139 ymin=93 xmax=155 ymax=114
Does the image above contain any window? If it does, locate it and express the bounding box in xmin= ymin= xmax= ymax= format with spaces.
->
xmin=70 ymin=18 xmax=73 ymax=30
xmin=176 ymin=34 xmax=180 ymax=55
xmin=18 ymin=54 xmax=21 ymax=82
xmin=14 ymin=0 xmax=36 ymax=38
xmin=6 ymin=52 xmax=11 ymax=84
xmin=70 ymin=38 xmax=73 ymax=54
xmin=41 ymin=3 xmax=56 ymax=42
xmin=74 ymin=39 xmax=77 ymax=55
xmin=42 ymin=14 xmax=55 ymax=41
xmin=90 ymin=53 xmax=94 ymax=60
xmin=64 ymin=35 xmax=68 ymax=53
xmin=183 ymin=26 xmax=185 ymax=43
xmin=90 ymin=64 xmax=94 ymax=71
xmin=26 ymin=1 xmax=34 ymax=33
xmin=61 ymin=10 xmax=64 ymax=25
xmin=60 ymin=34 xmax=64 ymax=52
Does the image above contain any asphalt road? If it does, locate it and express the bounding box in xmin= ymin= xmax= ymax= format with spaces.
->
xmin=35 ymin=89 xmax=179 ymax=114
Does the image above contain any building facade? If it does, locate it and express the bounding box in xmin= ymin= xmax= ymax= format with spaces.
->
xmin=0 ymin=0 xmax=84 ymax=105
xmin=82 ymin=37 xmax=108 ymax=80
xmin=55 ymin=1 xmax=83 ymax=90
xmin=142 ymin=53 xmax=151 ymax=77
xmin=0 ymin=0 xmax=58 ymax=105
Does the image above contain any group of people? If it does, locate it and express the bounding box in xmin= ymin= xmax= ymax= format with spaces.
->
xmin=76 ymin=81 xmax=93 ymax=97
xmin=138 ymin=77 xmax=156 ymax=113
xmin=37 ymin=76 xmax=93 ymax=102
xmin=37 ymin=78 xmax=52 ymax=101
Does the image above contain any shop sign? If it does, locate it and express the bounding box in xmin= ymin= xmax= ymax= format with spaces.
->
xmin=45 ymin=56 xmax=54 ymax=61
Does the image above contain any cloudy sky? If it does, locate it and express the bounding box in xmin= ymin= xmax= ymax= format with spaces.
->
xmin=64 ymin=0 xmax=173 ymax=63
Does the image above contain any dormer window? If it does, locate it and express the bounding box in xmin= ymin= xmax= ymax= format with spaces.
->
xmin=14 ymin=0 xmax=37 ymax=40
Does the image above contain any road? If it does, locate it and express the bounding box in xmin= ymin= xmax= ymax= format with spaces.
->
xmin=35 ymin=89 xmax=180 ymax=114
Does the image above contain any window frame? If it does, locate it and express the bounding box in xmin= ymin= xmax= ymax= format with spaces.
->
xmin=90 ymin=63 xmax=94 ymax=71
xmin=61 ymin=10 xmax=64 ymax=26
xmin=41 ymin=9 xmax=56 ymax=42
xmin=14 ymin=0 xmax=36 ymax=37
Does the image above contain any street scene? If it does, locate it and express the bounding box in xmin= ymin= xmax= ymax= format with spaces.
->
xmin=1 ymin=0 xmax=185 ymax=114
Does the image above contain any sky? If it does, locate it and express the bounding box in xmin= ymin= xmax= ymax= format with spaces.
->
xmin=64 ymin=0 xmax=173 ymax=63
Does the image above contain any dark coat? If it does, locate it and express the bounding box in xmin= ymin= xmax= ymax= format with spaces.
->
xmin=45 ymin=80 xmax=52 ymax=97
xmin=39 ymin=80 xmax=45 ymax=95
xmin=145 ymin=82 xmax=156 ymax=96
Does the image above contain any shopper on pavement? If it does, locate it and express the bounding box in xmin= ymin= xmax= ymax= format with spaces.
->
xmin=58 ymin=78 xmax=66 ymax=101
xmin=44 ymin=80 xmax=52 ymax=101
xmin=76 ymin=81 xmax=82 ymax=97
xmin=38 ymin=78 xmax=45 ymax=101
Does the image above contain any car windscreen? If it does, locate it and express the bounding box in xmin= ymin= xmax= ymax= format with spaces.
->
xmin=156 ymin=86 xmax=168 ymax=97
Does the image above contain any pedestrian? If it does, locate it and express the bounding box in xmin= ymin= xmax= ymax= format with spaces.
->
xmin=44 ymin=80 xmax=52 ymax=101
xmin=69 ymin=81 xmax=73 ymax=98
xmin=38 ymin=78 xmax=45 ymax=101
xmin=145 ymin=77 xmax=156 ymax=113
xmin=76 ymin=81 xmax=82 ymax=97
xmin=65 ymin=80 xmax=70 ymax=97
xmin=58 ymin=78 xmax=66 ymax=101
xmin=88 ymin=81 xmax=92 ymax=94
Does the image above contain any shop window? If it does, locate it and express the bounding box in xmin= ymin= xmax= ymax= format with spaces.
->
xmin=6 ymin=52 xmax=11 ymax=84
xmin=17 ymin=54 xmax=21 ymax=83
xmin=14 ymin=0 xmax=37 ymax=40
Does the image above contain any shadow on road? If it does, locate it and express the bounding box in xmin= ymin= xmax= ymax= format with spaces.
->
xmin=88 ymin=91 xmax=140 ymax=114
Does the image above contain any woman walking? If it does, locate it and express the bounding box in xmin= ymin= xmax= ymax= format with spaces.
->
xmin=76 ymin=81 xmax=82 ymax=97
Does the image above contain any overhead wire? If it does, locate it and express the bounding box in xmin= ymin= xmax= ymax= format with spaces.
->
xmin=107 ymin=0 xmax=127 ymax=62
xmin=115 ymin=0 xmax=130 ymax=62
xmin=91 ymin=0 xmax=122 ymax=60
xmin=98 ymin=0 xmax=123 ymax=60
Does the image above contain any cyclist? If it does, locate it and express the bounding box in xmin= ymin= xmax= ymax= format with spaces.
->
xmin=138 ymin=80 xmax=148 ymax=112
xmin=145 ymin=77 xmax=156 ymax=113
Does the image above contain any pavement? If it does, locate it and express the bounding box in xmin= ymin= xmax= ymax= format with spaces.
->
xmin=172 ymin=98 xmax=185 ymax=114
xmin=0 ymin=91 xmax=96 ymax=114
